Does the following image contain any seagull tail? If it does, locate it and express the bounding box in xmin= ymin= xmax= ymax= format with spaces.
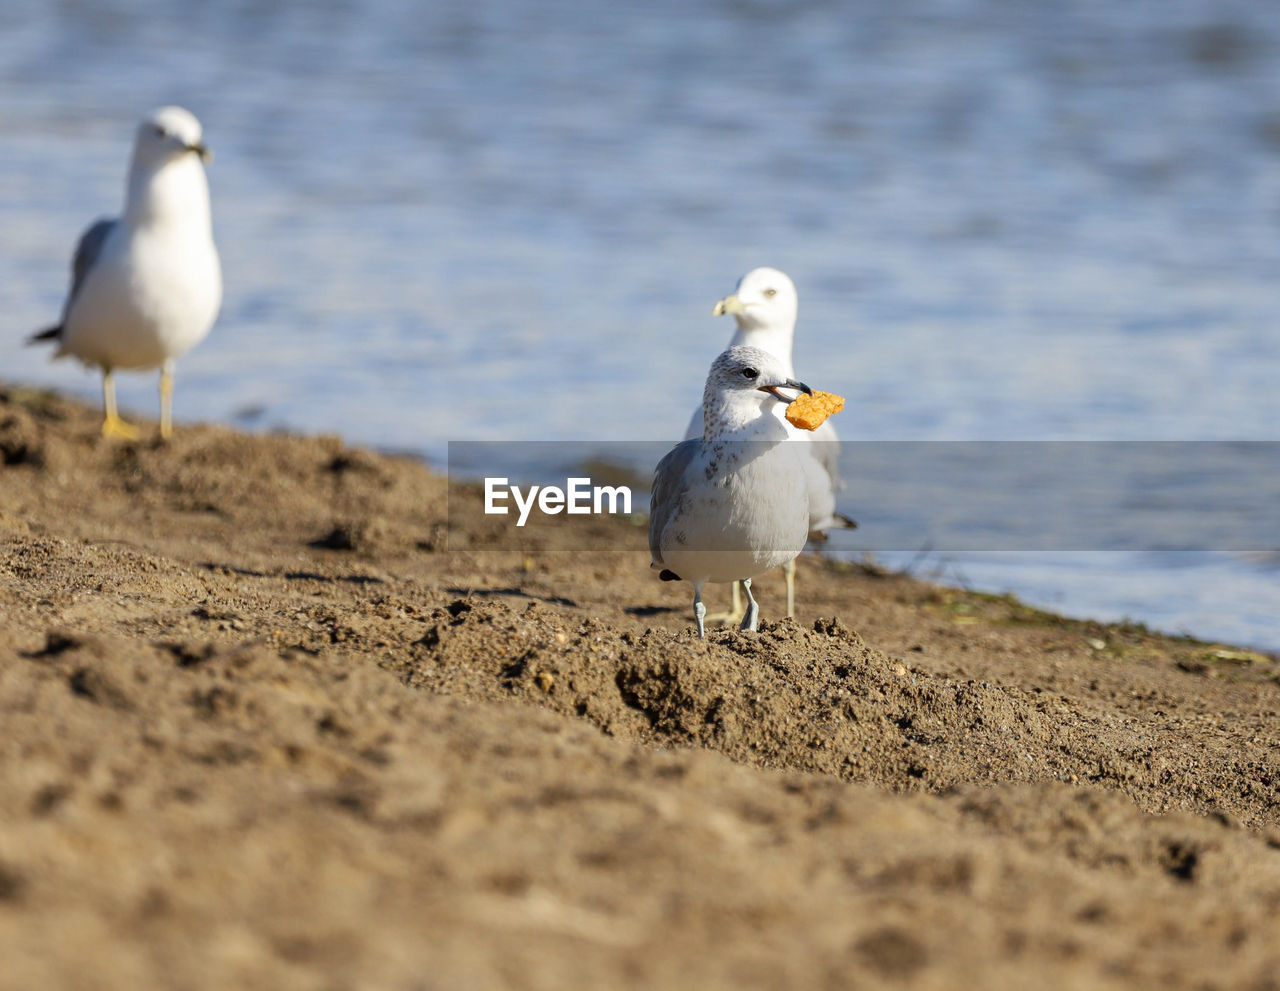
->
xmin=27 ymin=325 xmax=62 ymax=345
xmin=808 ymin=513 xmax=858 ymax=542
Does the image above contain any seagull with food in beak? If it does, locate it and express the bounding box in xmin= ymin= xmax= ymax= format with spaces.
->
xmin=653 ymin=345 xmax=816 ymax=638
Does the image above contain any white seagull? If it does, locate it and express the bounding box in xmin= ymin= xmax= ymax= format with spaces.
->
xmin=653 ymin=346 xmax=814 ymax=638
xmin=684 ymin=267 xmax=853 ymax=621
xmin=29 ymin=106 xmax=222 ymax=440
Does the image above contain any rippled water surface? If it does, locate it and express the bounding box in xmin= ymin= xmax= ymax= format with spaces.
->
xmin=1 ymin=0 xmax=1277 ymax=646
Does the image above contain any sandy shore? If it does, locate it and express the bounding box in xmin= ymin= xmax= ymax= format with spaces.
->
xmin=1 ymin=384 xmax=1278 ymax=989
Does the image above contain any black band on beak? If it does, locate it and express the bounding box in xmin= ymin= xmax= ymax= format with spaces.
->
xmin=757 ymin=378 xmax=812 ymax=404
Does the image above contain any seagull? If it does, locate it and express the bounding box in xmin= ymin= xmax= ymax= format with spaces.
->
xmin=652 ymin=346 xmax=813 ymax=638
xmin=684 ymin=267 xmax=853 ymax=621
xmin=28 ymin=106 xmax=222 ymax=440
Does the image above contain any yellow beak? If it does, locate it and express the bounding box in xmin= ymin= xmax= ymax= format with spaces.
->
xmin=712 ymin=293 xmax=746 ymax=317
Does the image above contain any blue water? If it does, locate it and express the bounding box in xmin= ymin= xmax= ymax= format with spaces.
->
xmin=1 ymin=0 xmax=1277 ymax=648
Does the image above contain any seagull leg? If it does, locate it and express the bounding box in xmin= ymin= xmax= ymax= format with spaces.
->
xmin=100 ymin=368 xmax=139 ymax=440
xmin=693 ymin=587 xmax=707 ymax=639
xmin=784 ymin=558 xmax=796 ymax=619
xmin=705 ymin=581 xmax=746 ymax=627
xmin=159 ymin=361 xmax=174 ymax=440
xmin=739 ymin=578 xmax=760 ymax=633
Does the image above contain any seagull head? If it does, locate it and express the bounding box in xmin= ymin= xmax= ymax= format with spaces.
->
xmin=711 ymin=267 xmax=798 ymax=332
xmin=705 ymin=345 xmax=811 ymax=422
xmin=133 ymin=106 xmax=211 ymax=170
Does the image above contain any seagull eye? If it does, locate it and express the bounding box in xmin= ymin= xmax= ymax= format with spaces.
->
xmin=763 ymin=288 xmax=777 ymax=298
xmin=741 ymin=367 xmax=760 ymax=380
xmin=153 ymin=125 xmax=166 ymax=138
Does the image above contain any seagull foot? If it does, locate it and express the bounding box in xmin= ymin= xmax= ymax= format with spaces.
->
xmin=739 ymin=578 xmax=760 ymax=633
xmin=101 ymin=414 xmax=140 ymax=441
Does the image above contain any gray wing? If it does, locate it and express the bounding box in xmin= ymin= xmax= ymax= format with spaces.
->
xmin=64 ymin=217 xmax=117 ymax=317
xmin=809 ymin=418 xmax=841 ymax=493
xmin=805 ymin=418 xmax=859 ymax=533
xmin=29 ymin=217 xmax=117 ymax=344
xmin=648 ymin=438 xmax=701 ymax=567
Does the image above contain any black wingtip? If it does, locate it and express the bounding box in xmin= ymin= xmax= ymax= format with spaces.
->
xmin=27 ymin=326 xmax=61 ymax=345
xmin=808 ymin=515 xmax=858 ymax=543
xmin=659 ymin=569 xmax=681 ymax=582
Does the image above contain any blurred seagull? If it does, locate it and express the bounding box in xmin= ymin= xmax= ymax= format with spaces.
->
xmin=29 ymin=106 xmax=222 ymax=440
xmin=653 ymin=346 xmax=813 ymax=638
xmin=684 ymin=267 xmax=854 ymax=621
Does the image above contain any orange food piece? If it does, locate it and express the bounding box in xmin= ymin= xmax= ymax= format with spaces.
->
xmin=785 ymin=390 xmax=845 ymax=431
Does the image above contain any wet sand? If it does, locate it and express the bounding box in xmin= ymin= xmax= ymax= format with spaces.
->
xmin=1 ymin=385 xmax=1278 ymax=989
